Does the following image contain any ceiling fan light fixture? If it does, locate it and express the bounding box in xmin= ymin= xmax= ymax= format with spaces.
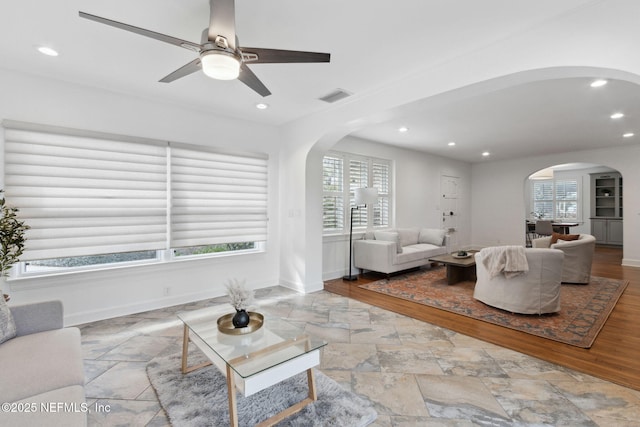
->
xmin=201 ymin=50 xmax=240 ymax=80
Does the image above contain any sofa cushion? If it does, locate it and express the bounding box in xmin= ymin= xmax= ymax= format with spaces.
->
xmin=363 ymin=231 xmax=375 ymax=240
xmin=0 ymin=296 xmax=16 ymax=344
xmin=396 ymin=228 xmax=420 ymax=247
xmin=550 ymin=232 xmax=580 ymax=245
xmin=374 ymin=231 xmax=402 ymax=253
xmin=419 ymin=228 xmax=447 ymax=246
xmin=395 ymin=246 xmax=428 ymax=264
xmin=0 ymin=327 xmax=85 ymax=402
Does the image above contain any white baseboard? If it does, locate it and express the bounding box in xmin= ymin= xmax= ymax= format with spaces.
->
xmin=65 ymin=289 xmax=220 ymax=326
xmin=622 ymin=258 xmax=640 ymax=268
xmin=279 ymin=278 xmax=324 ymax=294
xmin=322 ymin=269 xmax=346 ymax=281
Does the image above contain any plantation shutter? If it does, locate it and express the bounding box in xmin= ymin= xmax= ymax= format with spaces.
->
xmin=555 ymin=179 xmax=578 ymax=220
xmin=349 ymin=159 xmax=368 ymax=227
xmin=532 ymin=180 xmax=553 ymax=219
xmin=322 ymin=155 xmax=344 ymax=231
xmin=372 ymin=161 xmax=390 ymax=227
xmin=3 ymin=121 xmax=167 ymax=261
xmin=170 ymin=145 xmax=268 ymax=248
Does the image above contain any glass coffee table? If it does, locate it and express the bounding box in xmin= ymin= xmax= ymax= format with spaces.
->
xmin=177 ymin=306 xmax=327 ymax=427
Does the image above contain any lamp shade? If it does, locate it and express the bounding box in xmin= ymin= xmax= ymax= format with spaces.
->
xmin=201 ymin=50 xmax=240 ymax=80
xmin=354 ymin=187 xmax=378 ymax=205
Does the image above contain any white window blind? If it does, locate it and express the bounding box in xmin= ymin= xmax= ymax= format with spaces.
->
xmin=3 ymin=121 xmax=269 ymax=263
xmin=532 ymin=180 xmax=554 ymax=219
xmin=170 ymin=145 xmax=268 ymax=248
xmin=372 ymin=162 xmax=390 ymax=227
xmin=322 ymin=155 xmax=344 ymax=231
xmin=531 ymin=178 xmax=579 ymax=220
xmin=349 ymin=159 xmax=368 ymax=227
xmin=555 ymin=179 xmax=578 ymax=220
xmin=322 ymin=151 xmax=392 ymax=233
xmin=3 ymin=123 xmax=167 ymax=261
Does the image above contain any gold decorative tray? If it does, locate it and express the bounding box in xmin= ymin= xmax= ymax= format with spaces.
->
xmin=217 ymin=312 xmax=264 ymax=335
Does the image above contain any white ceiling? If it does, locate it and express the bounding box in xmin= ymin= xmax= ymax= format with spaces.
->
xmin=1 ymin=0 xmax=639 ymax=163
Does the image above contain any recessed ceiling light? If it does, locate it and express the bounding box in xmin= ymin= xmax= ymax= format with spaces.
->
xmin=398 ymin=126 xmax=409 ymax=133
xmin=623 ymin=132 xmax=635 ymax=138
xmin=590 ymin=79 xmax=608 ymax=88
xmin=610 ymin=112 xmax=624 ymax=119
xmin=37 ymin=46 xmax=59 ymax=57
xmin=255 ymin=103 xmax=269 ymax=110
xmin=448 ymin=141 xmax=456 ymax=146
xmin=482 ymin=151 xmax=490 ymax=157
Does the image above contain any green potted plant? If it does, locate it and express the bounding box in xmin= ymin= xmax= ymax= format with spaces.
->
xmin=0 ymin=191 xmax=29 ymax=301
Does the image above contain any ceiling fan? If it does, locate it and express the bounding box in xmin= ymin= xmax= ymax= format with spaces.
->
xmin=79 ymin=0 xmax=330 ymax=97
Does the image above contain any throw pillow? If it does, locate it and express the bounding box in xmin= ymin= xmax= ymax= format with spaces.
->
xmin=419 ymin=228 xmax=447 ymax=246
xmin=550 ymin=232 xmax=580 ymax=245
xmin=374 ymin=231 xmax=403 ymax=253
xmin=396 ymin=228 xmax=420 ymax=247
xmin=0 ymin=294 xmax=17 ymax=344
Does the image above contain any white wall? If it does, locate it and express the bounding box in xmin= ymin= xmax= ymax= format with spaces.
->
xmin=322 ymin=136 xmax=472 ymax=280
xmin=0 ymin=68 xmax=283 ymax=325
xmin=472 ymin=146 xmax=640 ymax=267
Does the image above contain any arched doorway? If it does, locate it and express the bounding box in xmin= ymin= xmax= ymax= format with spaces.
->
xmin=524 ymin=163 xmax=623 ymax=247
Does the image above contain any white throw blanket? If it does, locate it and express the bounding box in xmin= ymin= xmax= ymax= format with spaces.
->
xmin=480 ymin=246 xmax=529 ymax=279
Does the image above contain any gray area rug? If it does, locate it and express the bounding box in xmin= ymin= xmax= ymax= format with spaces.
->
xmin=147 ymin=348 xmax=377 ymax=426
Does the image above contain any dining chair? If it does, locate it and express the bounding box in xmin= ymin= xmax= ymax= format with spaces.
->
xmin=535 ymin=220 xmax=554 ymax=238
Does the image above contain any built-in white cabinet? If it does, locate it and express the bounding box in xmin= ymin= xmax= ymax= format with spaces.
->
xmin=590 ymin=172 xmax=623 ymax=245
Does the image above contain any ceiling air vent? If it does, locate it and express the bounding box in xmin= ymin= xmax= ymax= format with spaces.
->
xmin=319 ymin=88 xmax=352 ymax=103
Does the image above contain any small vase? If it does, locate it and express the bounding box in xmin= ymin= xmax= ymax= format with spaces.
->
xmin=232 ymin=309 xmax=250 ymax=328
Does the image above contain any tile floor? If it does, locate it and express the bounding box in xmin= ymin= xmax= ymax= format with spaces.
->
xmin=80 ymin=286 xmax=640 ymax=426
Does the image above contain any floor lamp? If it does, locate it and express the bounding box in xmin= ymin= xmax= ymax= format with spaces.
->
xmin=343 ymin=187 xmax=378 ymax=281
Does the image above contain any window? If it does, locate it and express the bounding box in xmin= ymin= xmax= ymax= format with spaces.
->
xmin=3 ymin=121 xmax=268 ymax=276
xmin=531 ymin=178 xmax=579 ymax=220
xmin=322 ymin=151 xmax=392 ymax=234
xmin=322 ymin=155 xmax=344 ymax=231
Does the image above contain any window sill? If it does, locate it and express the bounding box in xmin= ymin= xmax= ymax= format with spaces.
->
xmin=9 ymin=247 xmax=265 ymax=283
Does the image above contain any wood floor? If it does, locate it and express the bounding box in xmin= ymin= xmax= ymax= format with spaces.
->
xmin=324 ymin=246 xmax=640 ymax=391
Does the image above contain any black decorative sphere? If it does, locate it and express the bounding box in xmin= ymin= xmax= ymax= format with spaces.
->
xmin=232 ymin=309 xmax=250 ymax=328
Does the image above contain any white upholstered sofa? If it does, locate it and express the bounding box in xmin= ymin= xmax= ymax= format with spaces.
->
xmin=532 ymin=233 xmax=596 ymax=284
xmin=473 ymin=248 xmax=565 ymax=314
xmin=0 ymin=300 xmax=87 ymax=426
xmin=354 ymin=228 xmax=448 ymax=276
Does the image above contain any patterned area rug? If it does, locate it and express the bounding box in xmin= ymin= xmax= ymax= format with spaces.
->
xmin=147 ymin=348 xmax=378 ymax=427
xmin=360 ymin=267 xmax=628 ymax=348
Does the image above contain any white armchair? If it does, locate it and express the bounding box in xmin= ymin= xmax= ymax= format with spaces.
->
xmin=474 ymin=248 xmax=564 ymax=314
xmin=533 ymin=234 xmax=596 ymax=284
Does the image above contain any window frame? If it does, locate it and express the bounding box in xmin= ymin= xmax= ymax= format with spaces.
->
xmin=322 ymin=151 xmax=393 ymax=235
xmin=3 ymin=120 xmax=268 ymax=279
xmin=531 ymin=177 xmax=580 ymax=221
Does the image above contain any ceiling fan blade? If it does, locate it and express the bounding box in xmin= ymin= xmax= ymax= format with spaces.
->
xmin=79 ymin=12 xmax=202 ymax=52
xmin=159 ymin=58 xmax=202 ymax=83
xmin=238 ymin=64 xmax=271 ymax=97
xmin=241 ymin=48 xmax=330 ymax=64
xmin=208 ymin=0 xmax=236 ymax=49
